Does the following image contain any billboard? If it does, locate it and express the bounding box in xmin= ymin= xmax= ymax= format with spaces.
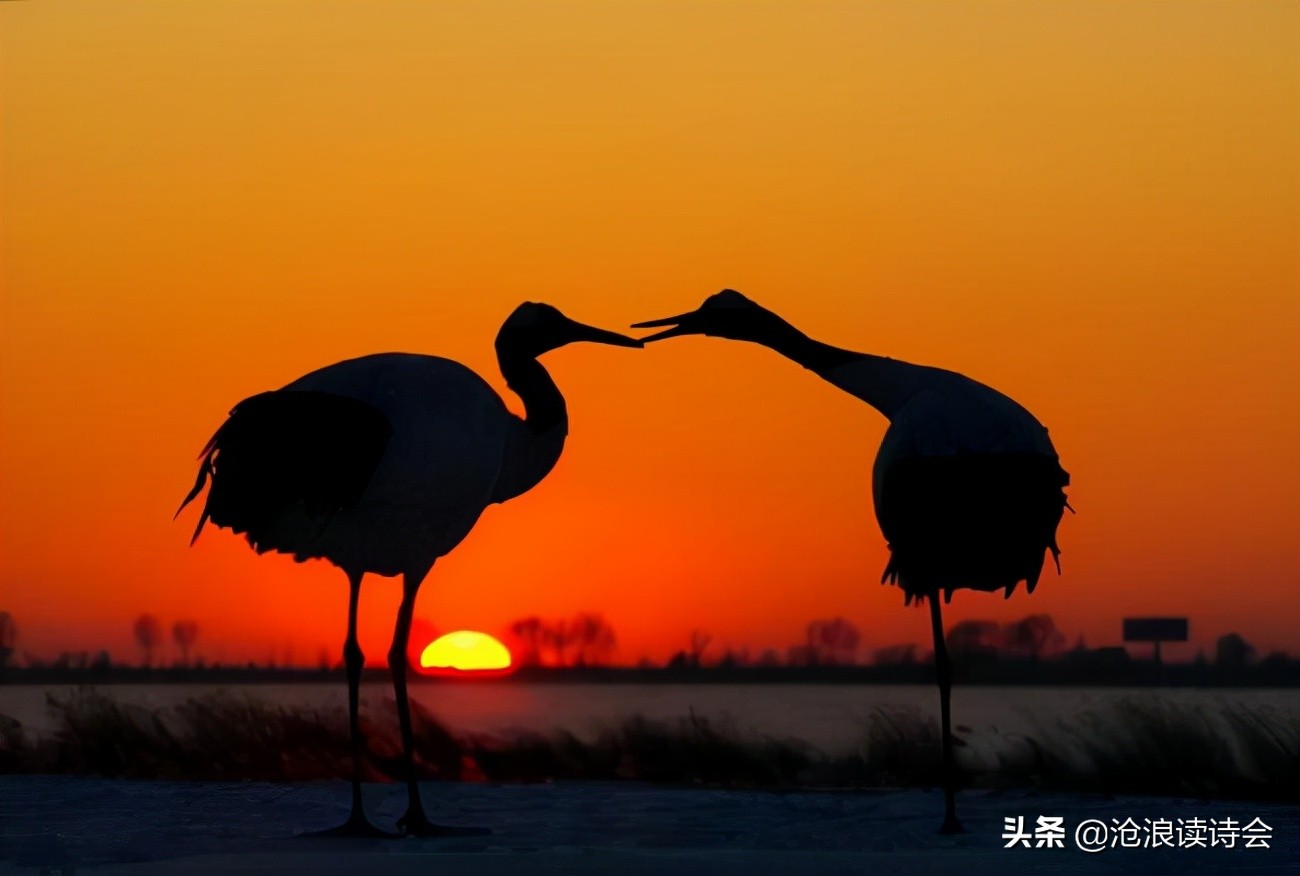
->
xmin=1122 ymin=617 xmax=1189 ymax=643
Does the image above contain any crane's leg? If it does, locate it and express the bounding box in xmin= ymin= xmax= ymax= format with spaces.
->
xmin=928 ymin=594 xmax=964 ymax=834
xmin=308 ymin=570 xmax=393 ymax=838
xmin=390 ymin=567 xmax=489 ymax=838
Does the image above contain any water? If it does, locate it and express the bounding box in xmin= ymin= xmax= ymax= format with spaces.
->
xmin=2 ymin=683 xmax=1292 ymax=753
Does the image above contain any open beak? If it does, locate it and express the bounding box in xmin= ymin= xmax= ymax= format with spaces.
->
xmin=567 ymin=319 xmax=644 ymax=348
xmin=630 ymin=310 xmax=701 ymax=343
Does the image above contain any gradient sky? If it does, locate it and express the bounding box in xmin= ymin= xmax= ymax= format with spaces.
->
xmin=2 ymin=1 xmax=1296 ymax=666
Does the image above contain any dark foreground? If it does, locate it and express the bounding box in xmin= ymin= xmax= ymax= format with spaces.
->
xmin=2 ymin=777 xmax=1297 ymax=875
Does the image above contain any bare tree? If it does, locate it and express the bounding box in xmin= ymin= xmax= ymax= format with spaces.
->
xmin=172 ymin=620 xmax=199 ymax=667
xmin=542 ymin=619 xmax=579 ymax=667
xmin=134 ymin=614 xmax=162 ymax=667
xmin=0 ymin=611 xmax=16 ymax=674
xmin=570 ymin=613 xmax=617 ymax=667
xmin=510 ymin=616 xmax=546 ymax=667
xmin=806 ymin=617 xmax=862 ymax=666
xmin=945 ymin=620 xmax=1001 ymax=658
xmin=1001 ymin=614 xmax=1066 ymax=661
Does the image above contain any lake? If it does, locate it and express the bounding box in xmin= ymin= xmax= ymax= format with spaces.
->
xmin=2 ymin=683 xmax=1293 ymax=754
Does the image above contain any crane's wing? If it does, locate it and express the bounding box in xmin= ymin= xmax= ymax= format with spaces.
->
xmin=177 ymin=390 xmax=393 ymax=549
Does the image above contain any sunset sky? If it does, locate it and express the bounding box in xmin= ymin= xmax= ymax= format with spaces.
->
xmin=2 ymin=1 xmax=1296 ymax=666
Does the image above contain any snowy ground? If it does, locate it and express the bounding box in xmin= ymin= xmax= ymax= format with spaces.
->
xmin=1 ymin=777 xmax=1296 ymax=875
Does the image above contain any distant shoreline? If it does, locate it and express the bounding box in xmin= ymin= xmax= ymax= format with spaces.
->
xmin=2 ymin=661 xmax=1296 ymax=687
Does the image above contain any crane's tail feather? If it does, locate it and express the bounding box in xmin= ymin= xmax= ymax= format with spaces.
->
xmin=177 ymin=450 xmax=216 ymax=544
xmin=175 ymin=390 xmax=392 ymax=554
xmin=176 ymin=451 xmax=214 ymax=520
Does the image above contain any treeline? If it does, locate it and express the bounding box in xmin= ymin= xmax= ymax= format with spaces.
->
xmin=508 ymin=613 xmax=617 ymax=668
xmin=0 ymin=612 xmax=204 ymax=675
xmin=624 ymin=615 xmax=1073 ymax=671
xmin=1 ymin=606 xmax=1293 ymax=684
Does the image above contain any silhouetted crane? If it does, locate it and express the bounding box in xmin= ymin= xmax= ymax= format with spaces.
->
xmin=179 ymin=303 xmax=640 ymax=837
xmin=635 ymin=290 xmax=1069 ymax=833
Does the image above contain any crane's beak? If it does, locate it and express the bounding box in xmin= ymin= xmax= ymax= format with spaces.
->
xmin=631 ymin=310 xmax=701 ymax=343
xmin=566 ymin=319 xmax=644 ymax=348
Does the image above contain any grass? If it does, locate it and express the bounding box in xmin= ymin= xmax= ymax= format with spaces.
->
xmin=0 ymin=688 xmax=1295 ymax=801
xmin=1012 ymin=696 xmax=1299 ymax=801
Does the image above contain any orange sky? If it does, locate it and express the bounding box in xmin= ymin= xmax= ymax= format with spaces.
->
xmin=2 ymin=1 xmax=1297 ymax=666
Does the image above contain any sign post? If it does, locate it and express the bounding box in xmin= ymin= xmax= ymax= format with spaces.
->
xmin=1122 ymin=617 xmax=1189 ymax=666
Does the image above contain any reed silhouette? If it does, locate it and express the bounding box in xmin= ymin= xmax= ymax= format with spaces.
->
xmin=635 ymin=289 xmax=1070 ymax=833
xmin=178 ymin=303 xmax=640 ymax=837
xmin=10 ymin=689 xmax=1294 ymax=802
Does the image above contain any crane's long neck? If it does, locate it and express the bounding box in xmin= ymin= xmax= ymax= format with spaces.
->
xmin=491 ymin=344 xmax=568 ymax=504
xmin=753 ymin=316 xmax=859 ymax=374
xmin=746 ymin=315 xmax=920 ymax=419
xmin=498 ymin=348 xmax=567 ymax=436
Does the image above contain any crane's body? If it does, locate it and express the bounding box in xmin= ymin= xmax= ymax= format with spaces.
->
xmin=188 ymin=353 xmax=563 ymax=578
xmin=634 ymin=289 xmax=1070 ymax=834
xmin=818 ymin=356 xmax=1068 ymax=603
xmin=179 ymin=304 xmax=639 ymax=837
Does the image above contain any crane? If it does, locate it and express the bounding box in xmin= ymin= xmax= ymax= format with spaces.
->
xmin=179 ymin=302 xmax=641 ymax=836
xmin=635 ymin=289 xmax=1069 ymax=833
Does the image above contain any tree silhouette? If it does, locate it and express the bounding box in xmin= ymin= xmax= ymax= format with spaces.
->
xmin=510 ymin=616 xmax=546 ymax=667
xmin=1215 ymin=633 xmax=1256 ymax=669
xmin=172 ymin=620 xmax=199 ymax=667
xmin=1001 ymin=614 xmax=1066 ymax=661
xmin=570 ymin=613 xmax=617 ymax=667
xmin=542 ymin=619 xmax=579 ymax=667
xmin=945 ymin=620 xmax=1002 ymax=658
xmin=0 ymin=611 xmax=16 ymax=674
xmin=806 ymin=617 xmax=861 ymax=665
xmin=507 ymin=615 xmax=617 ymax=667
xmin=134 ymin=614 xmax=162 ymax=667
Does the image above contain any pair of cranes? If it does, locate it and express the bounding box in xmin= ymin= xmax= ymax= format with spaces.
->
xmin=178 ymin=290 xmax=1069 ymax=837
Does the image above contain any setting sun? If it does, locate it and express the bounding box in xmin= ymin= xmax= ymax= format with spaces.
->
xmin=419 ymin=631 xmax=513 ymax=674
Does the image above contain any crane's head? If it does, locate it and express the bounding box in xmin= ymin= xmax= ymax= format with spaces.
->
xmin=632 ymin=289 xmax=785 ymax=343
xmin=497 ymin=302 xmax=643 ymax=358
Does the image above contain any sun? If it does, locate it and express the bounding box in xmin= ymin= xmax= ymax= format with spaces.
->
xmin=418 ymin=630 xmax=513 ymax=675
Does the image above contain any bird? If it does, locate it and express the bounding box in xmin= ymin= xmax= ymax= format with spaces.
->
xmin=177 ymin=302 xmax=641 ymax=837
xmin=633 ymin=289 xmax=1069 ymax=834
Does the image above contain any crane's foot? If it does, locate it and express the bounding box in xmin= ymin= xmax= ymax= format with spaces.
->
xmin=397 ymin=810 xmax=491 ymax=838
xmin=303 ymin=813 xmax=398 ymax=839
xmin=938 ymin=814 xmax=966 ymax=835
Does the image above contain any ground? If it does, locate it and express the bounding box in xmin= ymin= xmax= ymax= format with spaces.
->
xmin=1 ymin=778 xmax=1296 ymax=875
